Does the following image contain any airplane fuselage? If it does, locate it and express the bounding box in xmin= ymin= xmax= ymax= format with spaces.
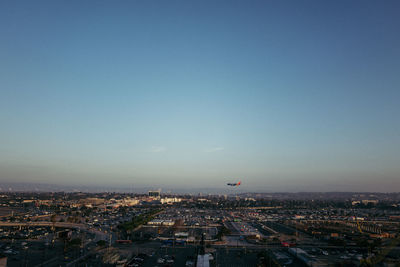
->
xmin=227 ymin=181 xmax=241 ymax=186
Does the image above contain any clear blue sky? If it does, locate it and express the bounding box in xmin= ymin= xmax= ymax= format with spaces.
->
xmin=1 ymin=1 xmax=399 ymax=192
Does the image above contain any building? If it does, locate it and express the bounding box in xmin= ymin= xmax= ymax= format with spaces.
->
xmin=361 ymin=199 xmax=379 ymax=205
xmin=196 ymin=254 xmax=210 ymax=267
xmin=161 ymin=197 xmax=181 ymax=204
xmin=0 ymin=256 xmax=7 ymax=267
xmin=148 ymin=190 xmax=161 ymax=198
xmin=148 ymin=219 xmax=175 ymax=226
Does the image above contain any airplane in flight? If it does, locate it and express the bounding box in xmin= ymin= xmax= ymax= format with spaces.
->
xmin=227 ymin=181 xmax=241 ymax=186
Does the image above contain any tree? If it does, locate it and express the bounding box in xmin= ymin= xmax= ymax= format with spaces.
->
xmin=97 ymin=240 xmax=107 ymax=247
xmin=67 ymin=238 xmax=81 ymax=248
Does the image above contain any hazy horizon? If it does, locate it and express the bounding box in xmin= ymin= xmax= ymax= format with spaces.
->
xmin=1 ymin=181 xmax=400 ymax=194
xmin=1 ymin=1 xmax=400 ymax=192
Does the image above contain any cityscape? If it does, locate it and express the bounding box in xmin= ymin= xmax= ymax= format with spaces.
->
xmin=1 ymin=0 xmax=400 ymax=266
xmin=0 ymin=190 xmax=399 ymax=266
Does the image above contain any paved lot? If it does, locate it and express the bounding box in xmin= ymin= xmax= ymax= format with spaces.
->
xmin=214 ymin=248 xmax=259 ymax=267
xmin=141 ymin=246 xmax=197 ymax=267
xmin=5 ymin=241 xmax=65 ymax=267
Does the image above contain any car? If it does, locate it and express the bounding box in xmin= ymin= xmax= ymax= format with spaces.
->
xmin=186 ymin=260 xmax=194 ymax=266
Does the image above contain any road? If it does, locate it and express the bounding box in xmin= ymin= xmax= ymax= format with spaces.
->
xmin=0 ymin=221 xmax=107 ymax=242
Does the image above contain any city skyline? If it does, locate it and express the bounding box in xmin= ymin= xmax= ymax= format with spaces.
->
xmin=1 ymin=1 xmax=400 ymax=192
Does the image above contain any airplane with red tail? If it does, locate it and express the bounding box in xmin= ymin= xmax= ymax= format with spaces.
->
xmin=227 ymin=181 xmax=241 ymax=186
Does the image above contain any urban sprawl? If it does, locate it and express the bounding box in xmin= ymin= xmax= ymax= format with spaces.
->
xmin=0 ymin=191 xmax=399 ymax=266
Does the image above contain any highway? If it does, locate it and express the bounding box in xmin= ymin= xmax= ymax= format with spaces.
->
xmin=0 ymin=221 xmax=108 ymax=242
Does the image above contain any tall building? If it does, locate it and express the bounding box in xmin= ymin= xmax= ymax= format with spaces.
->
xmin=148 ymin=190 xmax=161 ymax=198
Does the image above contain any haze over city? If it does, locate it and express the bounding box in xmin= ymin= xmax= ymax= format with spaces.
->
xmin=1 ymin=1 xmax=400 ymax=192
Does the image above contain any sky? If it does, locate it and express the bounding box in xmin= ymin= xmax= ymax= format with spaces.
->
xmin=0 ymin=1 xmax=399 ymax=192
